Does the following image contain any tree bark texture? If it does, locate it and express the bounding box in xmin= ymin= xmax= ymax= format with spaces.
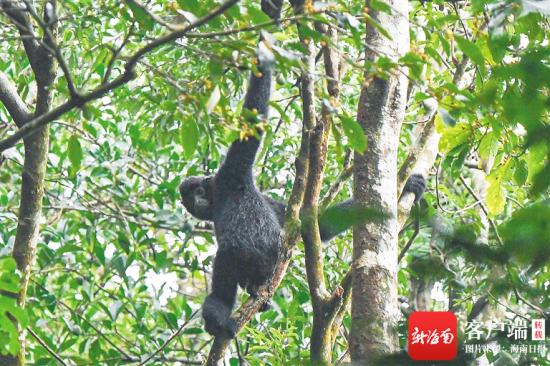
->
xmin=350 ymin=0 xmax=409 ymax=363
xmin=0 ymin=2 xmax=56 ymax=365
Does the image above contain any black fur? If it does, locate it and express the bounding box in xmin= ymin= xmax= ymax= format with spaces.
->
xmin=181 ymin=174 xmax=428 ymax=242
xmin=403 ymin=173 xmax=427 ymax=203
xmin=261 ymin=0 xmax=285 ymax=19
xmin=180 ymin=53 xmax=277 ymax=339
xmin=179 ymin=176 xmax=214 ymax=220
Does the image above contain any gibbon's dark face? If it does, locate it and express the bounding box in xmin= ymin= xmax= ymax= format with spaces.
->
xmin=179 ymin=176 xmax=214 ymax=220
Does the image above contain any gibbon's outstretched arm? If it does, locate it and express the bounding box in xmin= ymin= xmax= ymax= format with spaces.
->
xmin=181 ymin=174 xmax=428 ymax=241
xmin=216 ymin=62 xmax=273 ymax=188
xmin=318 ymin=174 xmax=427 ymax=240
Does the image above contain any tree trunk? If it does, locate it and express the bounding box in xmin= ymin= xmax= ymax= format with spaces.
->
xmin=350 ymin=0 xmax=409 ymax=362
xmin=0 ymin=2 xmax=56 ymax=364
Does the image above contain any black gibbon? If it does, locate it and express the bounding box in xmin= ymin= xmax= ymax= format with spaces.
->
xmin=181 ymin=42 xmax=278 ymax=339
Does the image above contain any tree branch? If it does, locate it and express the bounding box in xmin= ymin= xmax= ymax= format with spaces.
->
xmin=0 ymin=0 xmax=239 ymax=152
xmin=20 ymin=0 xmax=78 ymax=98
xmin=302 ymin=123 xmax=329 ymax=304
xmin=458 ymin=175 xmax=504 ymax=246
xmin=330 ymin=270 xmax=352 ymax=343
xmin=397 ymin=48 xmax=473 ymax=228
xmin=125 ymin=0 xmax=177 ymax=30
xmin=1 ymin=0 xmax=40 ymax=68
xmin=320 ymin=152 xmax=352 ymax=212
xmin=0 ymin=70 xmax=133 ymax=152
xmin=301 ymin=21 xmax=349 ymax=363
xmin=0 ymin=71 xmax=32 ymax=127
xmin=27 ymin=328 xmax=70 ymax=366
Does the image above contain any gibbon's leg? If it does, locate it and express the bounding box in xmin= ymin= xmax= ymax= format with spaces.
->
xmin=202 ymin=250 xmax=239 ymax=338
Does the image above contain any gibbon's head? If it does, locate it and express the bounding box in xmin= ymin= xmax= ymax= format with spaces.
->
xmin=179 ymin=176 xmax=214 ymax=220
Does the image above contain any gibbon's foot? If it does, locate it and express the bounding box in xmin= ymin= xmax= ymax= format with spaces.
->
xmin=246 ymin=283 xmax=271 ymax=312
xmin=202 ymin=295 xmax=239 ymax=338
xmin=204 ymin=316 xmax=239 ymax=339
xmin=259 ymin=300 xmax=271 ymax=312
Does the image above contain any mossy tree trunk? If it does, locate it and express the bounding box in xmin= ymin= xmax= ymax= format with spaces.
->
xmin=350 ymin=0 xmax=410 ymax=362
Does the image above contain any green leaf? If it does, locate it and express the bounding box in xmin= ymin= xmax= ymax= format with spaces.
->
xmin=247 ymin=5 xmax=271 ymax=24
xmin=437 ymin=108 xmax=456 ymax=127
xmin=424 ymin=46 xmax=443 ymax=66
xmin=89 ymin=338 xmax=102 ymax=361
xmin=180 ymin=117 xmax=199 ymax=160
xmin=364 ymin=14 xmax=392 ymax=40
xmin=501 ymin=203 xmax=550 ymax=266
xmin=126 ymin=1 xmax=154 ymax=31
xmin=454 ymin=36 xmax=486 ymax=76
xmin=0 ymin=313 xmax=19 ymax=355
xmin=177 ymin=0 xmax=200 ymax=13
xmin=513 ymin=159 xmax=528 ymax=187
xmin=339 ymin=115 xmax=367 ymax=153
xmin=208 ymin=60 xmax=224 ymax=82
xmin=487 ymin=161 xmax=511 ymax=214
xmin=478 ymin=131 xmax=499 ymax=159
xmin=298 ymin=26 xmax=323 ymax=42
xmin=0 ymin=258 xmax=17 ymax=272
xmin=439 ymin=123 xmax=472 ymax=152
xmin=109 ymin=300 xmax=123 ymax=321
xmin=57 ymin=245 xmax=83 ymax=255
xmin=68 ymin=135 xmax=82 ymax=172
xmin=0 ymin=275 xmax=20 ymax=294
xmin=257 ymin=129 xmax=274 ymax=164
xmin=8 ymin=306 xmax=28 ymax=329
xmin=487 ymin=35 xmax=509 ymax=63
xmin=487 ymin=179 xmax=506 ymax=215
xmin=451 ymin=146 xmax=469 ymax=181
xmin=530 ymin=161 xmax=550 ymax=196
xmin=527 ymin=142 xmax=548 ymax=180
xmin=183 ymin=327 xmax=203 ymax=334
xmin=370 ymin=0 xmax=392 ymax=14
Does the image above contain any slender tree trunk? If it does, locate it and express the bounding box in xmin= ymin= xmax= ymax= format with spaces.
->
xmin=350 ymin=0 xmax=409 ymax=363
xmin=0 ymin=2 xmax=57 ymax=364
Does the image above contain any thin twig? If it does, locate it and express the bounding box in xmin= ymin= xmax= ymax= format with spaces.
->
xmin=28 ymin=282 xmax=135 ymax=360
xmin=487 ymin=292 xmax=530 ymax=321
xmin=27 ymin=327 xmax=71 ymax=366
xmin=0 ymin=121 xmax=15 ymax=139
xmin=507 ymin=196 xmax=524 ymax=208
xmin=21 ymin=0 xmax=79 ymax=98
xmin=398 ymin=205 xmax=420 ymax=262
xmin=513 ymin=287 xmax=546 ymax=316
xmin=125 ymin=0 xmax=177 ymax=30
xmin=459 ymin=175 xmax=504 ymax=246
xmin=335 ymin=349 xmax=349 ymax=366
xmin=319 ymin=151 xmax=352 ymax=212
xmin=184 ymin=14 xmax=305 ymax=39
xmin=0 ymin=35 xmax=39 ymax=41
xmin=137 ymin=310 xmax=200 ymax=366
xmin=139 ymin=60 xmax=191 ymax=95
xmin=103 ymin=23 xmax=135 ymax=84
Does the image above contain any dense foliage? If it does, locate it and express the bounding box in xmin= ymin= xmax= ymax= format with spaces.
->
xmin=0 ymin=0 xmax=549 ymax=364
